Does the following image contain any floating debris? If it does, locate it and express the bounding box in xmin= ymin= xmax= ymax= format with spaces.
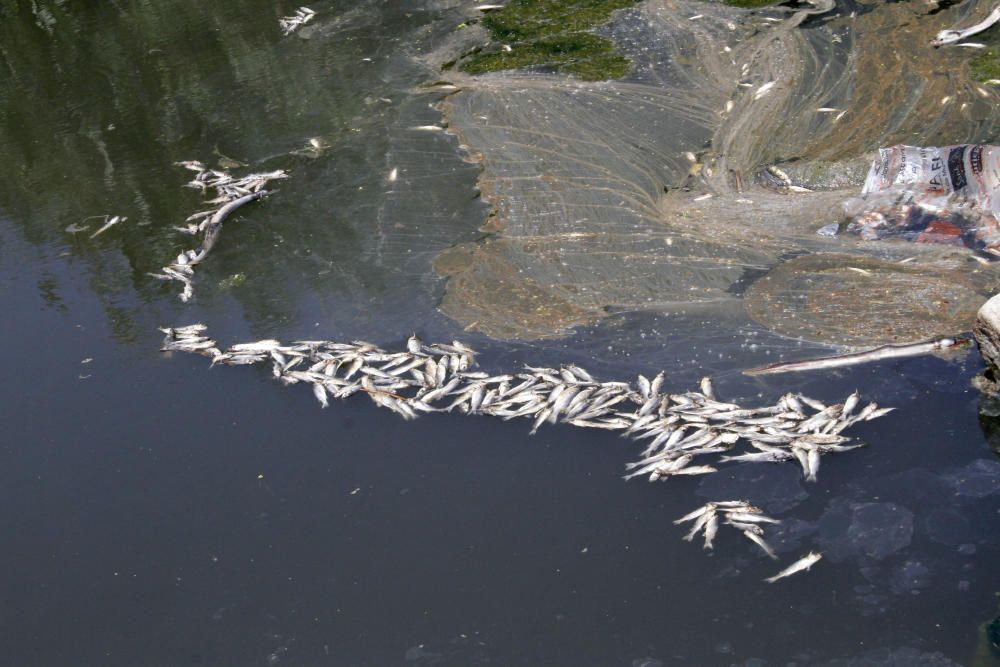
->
xmin=160 ymin=327 xmax=891 ymax=486
xmin=149 ymin=163 xmax=287 ymax=302
xmin=744 ymin=337 xmax=969 ymax=376
xmin=279 ymin=6 xmax=315 ymax=35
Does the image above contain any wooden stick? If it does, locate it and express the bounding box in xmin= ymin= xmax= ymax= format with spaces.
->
xmin=743 ymin=337 xmax=970 ymax=376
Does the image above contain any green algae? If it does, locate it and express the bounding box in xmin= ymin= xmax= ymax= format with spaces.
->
xmin=963 ymin=18 xmax=1000 ymax=82
xmin=970 ymin=48 xmax=1000 ymax=82
xmin=459 ymin=0 xmax=639 ymax=80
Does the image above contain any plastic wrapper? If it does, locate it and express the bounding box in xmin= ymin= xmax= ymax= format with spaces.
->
xmin=841 ymin=144 xmax=1000 ymax=255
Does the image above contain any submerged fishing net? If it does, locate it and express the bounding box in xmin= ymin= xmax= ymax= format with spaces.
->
xmin=431 ymin=0 xmax=1000 ymax=346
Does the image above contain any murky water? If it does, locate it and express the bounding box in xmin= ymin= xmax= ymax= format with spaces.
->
xmin=5 ymin=0 xmax=1000 ymax=664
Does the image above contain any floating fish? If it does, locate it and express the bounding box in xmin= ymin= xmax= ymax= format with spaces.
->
xmin=764 ymin=552 xmax=823 ymax=583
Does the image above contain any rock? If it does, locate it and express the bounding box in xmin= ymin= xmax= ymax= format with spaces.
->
xmin=975 ymin=293 xmax=1000 ymax=376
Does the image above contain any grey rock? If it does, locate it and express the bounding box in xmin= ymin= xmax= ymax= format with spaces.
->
xmin=975 ymin=293 xmax=1000 ymax=377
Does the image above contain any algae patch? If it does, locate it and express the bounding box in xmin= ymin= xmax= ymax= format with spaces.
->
xmin=458 ymin=0 xmax=639 ymax=80
xmin=970 ymin=48 xmax=1000 ymax=82
xmin=962 ymin=15 xmax=1000 ymax=82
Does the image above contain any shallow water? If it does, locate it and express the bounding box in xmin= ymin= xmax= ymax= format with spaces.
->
xmin=4 ymin=0 xmax=1000 ymax=665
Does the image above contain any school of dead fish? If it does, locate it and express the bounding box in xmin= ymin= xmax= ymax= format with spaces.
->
xmin=147 ymin=162 xmax=287 ymax=302
xmin=279 ymin=6 xmax=316 ymax=36
xmin=160 ymin=325 xmax=895 ymax=581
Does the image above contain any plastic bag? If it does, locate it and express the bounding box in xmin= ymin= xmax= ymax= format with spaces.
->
xmin=841 ymin=144 xmax=1000 ymax=254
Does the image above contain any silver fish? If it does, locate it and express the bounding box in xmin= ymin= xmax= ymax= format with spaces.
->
xmin=742 ymin=530 xmax=778 ymax=559
xmin=699 ymin=376 xmax=715 ymax=401
xmin=703 ymin=513 xmax=719 ymax=549
xmin=684 ymin=508 xmax=714 ymax=541
xmin=312 ymin=382 xmax=329 ymax=408
xmin=764 ymin=552 xmax=822 ymax=583
xmin=674 ymin=503 xmax=714 ymax=524
xmin=637 ymin=375 xmax=652 ymax=400
xmin=725 ymin=512 xmax=780 ymax=524
xmin=805 ymin=449 xmax=821 ymax=482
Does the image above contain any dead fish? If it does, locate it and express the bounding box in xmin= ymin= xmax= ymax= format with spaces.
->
xmin=637 ymin=374 xmax=652 ymax=399
xmin=699 ymin=376 xmax=715 ymax=401
xmin=742 ymin=529 xmax=778 ymax=559
xmin=703 ymin=513 xmax=719 ymax=550
xmin=754 ymin=81 xmax=776 ymax=100
xmin=663 ymin=465 xmax=717 ymax=477
xmin=713 ymin=500 xmax=760 ymax=511
xmin=764 ymin=552 xmax=822 ymax=583
xmin=684 ymin=508 xmax=715 ymax=541
xmin=841 ymin=391 xmax=860 ymax=418
xmin=719 ymin=451 xmax=793 ymax=464
xmin=725 ymin=511 xmax=780 ymax=524
xmin=312 ymin=382 xmax=329 ymax=408
xmin=674 ymin=503 xmax=715 ymax=524
xmin=90 ymin=215 xmax=126 ymax=238
xmin=564 ymin=365 xmax=595 ymax=383
xmin=624 ymin=454 xmax=694 ymax=482
xmin=805 ymin=448 xmax=821 ymax=482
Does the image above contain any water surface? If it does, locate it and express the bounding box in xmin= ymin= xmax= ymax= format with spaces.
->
xmin=4 ymin=1 xmax=1000 ymax=665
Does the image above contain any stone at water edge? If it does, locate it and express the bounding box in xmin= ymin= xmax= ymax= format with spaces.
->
xmin=975 ymin=294 xmax=1000 ymax=376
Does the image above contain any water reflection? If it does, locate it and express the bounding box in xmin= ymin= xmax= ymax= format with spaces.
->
xmin=0 ymin=0 xmax=485 ymax=342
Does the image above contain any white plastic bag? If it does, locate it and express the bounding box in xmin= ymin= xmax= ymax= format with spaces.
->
xmin=842 ymin=144 xmax=1000 ymax=253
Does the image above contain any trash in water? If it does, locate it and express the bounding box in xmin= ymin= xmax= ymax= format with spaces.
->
xmin=842 ymin=145 xmax=1000 ymax=256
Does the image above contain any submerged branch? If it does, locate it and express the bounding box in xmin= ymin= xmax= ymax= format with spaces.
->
xmin=743 ymin=337 xmax=970 ymax=376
